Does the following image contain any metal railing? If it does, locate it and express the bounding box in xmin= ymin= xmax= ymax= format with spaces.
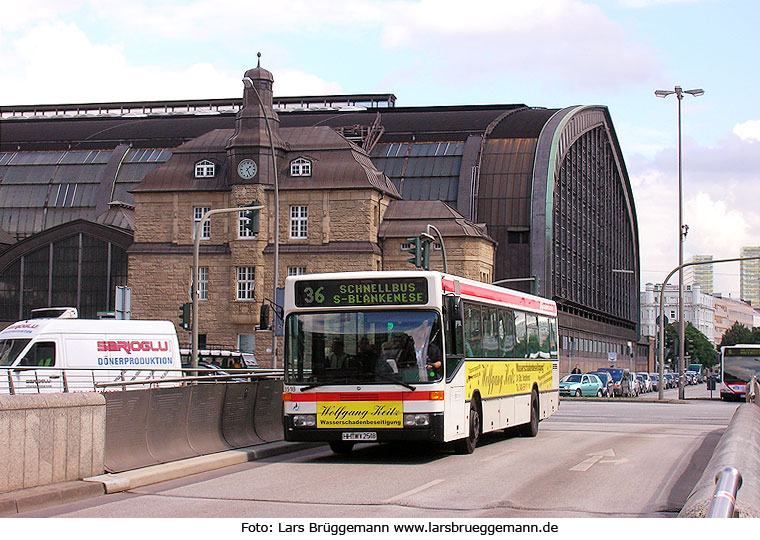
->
xmin=0 ymin=366 xmax=282 ymax=395
xmin=706 ymin=467 xmax=743 ymax=518
xmin=746 ymin=375 xmax=758 ymax=403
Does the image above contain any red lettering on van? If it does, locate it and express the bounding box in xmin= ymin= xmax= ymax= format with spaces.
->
xmin=95 ymin=340 xmax=170 ymax=354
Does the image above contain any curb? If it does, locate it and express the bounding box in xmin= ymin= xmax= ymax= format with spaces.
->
xmin=0 ymin=441 xmax=318 ymax=516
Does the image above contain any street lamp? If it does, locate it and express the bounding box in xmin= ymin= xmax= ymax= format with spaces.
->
xmin=655 ymin=85 xmax=704 ymax=400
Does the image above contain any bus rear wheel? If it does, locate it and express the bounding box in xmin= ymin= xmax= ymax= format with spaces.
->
xmin=518 ymin=389 xmax=539 ymax=438
xmin=454 ymin=400 xmax=481 ymax=454
xmin=329 ymin=441 xmax=354 ymax=455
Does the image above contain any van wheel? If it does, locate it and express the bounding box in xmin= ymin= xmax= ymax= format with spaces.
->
xmin=454 ymin=399 xmax=480 ymax=454
xmin=329 ymin=441 xmax=354 ymax=455
xmin=519 ymin=389 xmax=539 ymax=438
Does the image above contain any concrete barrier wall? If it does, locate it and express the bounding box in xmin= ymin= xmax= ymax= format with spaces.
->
xmin=0 ymin=393 xmax=106 ymax=494
xmin=680 ymin=402 xmax=760 ymax=517
xmin=104 ymin=381 xmax=283 ymax=473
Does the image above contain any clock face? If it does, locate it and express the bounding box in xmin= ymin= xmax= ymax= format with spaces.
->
xmin=237 ymin=159 xmax=257 ymax=179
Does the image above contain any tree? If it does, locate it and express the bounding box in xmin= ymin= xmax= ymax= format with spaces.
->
xmin=719 ymin=322 xmax=753 ymax=348
xmin=664 ymin=321 xmax=717 ymax=368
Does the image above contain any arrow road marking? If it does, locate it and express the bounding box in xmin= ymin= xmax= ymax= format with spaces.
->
xmin=383 ymin=478 xmax=445 ymax=503
xmin=569 ymin=449 xmax=616 ymax=471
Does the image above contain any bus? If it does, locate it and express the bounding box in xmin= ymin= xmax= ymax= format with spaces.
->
xmin=720 ymin=344 xmax=760 ymax=401
xmin=281 ymin=271 xmax=560 ymax=454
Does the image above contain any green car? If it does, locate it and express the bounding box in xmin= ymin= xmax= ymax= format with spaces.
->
xmin=560 ymin=373 xmax=605 ymax=397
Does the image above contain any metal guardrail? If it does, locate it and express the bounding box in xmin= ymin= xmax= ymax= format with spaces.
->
xmin=707 ymin=467 xmax=743 ymax=518
xmin=0 ymin=366 xmax=282 ymax=394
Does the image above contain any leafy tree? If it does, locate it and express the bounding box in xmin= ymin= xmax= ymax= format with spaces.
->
xmin=719 ymin=322 xmax=753 ymax=348
xmin=664 ymin=321 xmax=717 ymax=368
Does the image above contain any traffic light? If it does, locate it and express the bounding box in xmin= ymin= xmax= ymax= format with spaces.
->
xmin=178 ymin=302 xmax=191 ymax=331
xmin=686 ymin=339 xmax=694 ymax=357
xmin=242 ymin=200 xmax=260 ymax=235
xmin=420 ymin=234 xmax=433 ymax=271
xmin=405 ymin=236 xmax=422 ymax=267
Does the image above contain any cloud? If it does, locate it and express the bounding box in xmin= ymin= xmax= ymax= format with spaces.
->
xmin=733 ymin=120 xmax=760 ymax=142
xmin=630 ymin=132 xmax=760 ymax=294
xmin=0 ymin=19 xmax=342 ymax=104
xmin=378 ymin=0 xmax=663 ymax=90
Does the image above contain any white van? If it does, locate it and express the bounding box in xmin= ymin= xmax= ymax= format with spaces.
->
xmin=0 ymin=318 xmax=182 ymax=394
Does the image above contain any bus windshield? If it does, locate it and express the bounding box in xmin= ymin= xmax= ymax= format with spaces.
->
xmin=285 ymin=309 xmax=443 ymax=385
xmin=723 ymin=350 xmax=760 ymax=384
xmin=0 ymin=338 xmax=31 ymax=367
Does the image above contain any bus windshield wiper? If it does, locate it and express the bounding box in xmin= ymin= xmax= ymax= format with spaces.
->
xmin=374 ymin=372 xmax=416 ymax=391
xmin=299 ymin=378 xmax=347 ymax=391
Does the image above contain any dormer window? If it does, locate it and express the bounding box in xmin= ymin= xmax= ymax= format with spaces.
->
xmin=290 ymin=157 xmax=311 ymax=177
xmin=195 ymin=159 xmax=216 ymax=178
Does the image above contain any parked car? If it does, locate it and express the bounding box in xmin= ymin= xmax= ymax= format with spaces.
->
xmin=592 ymin=371 xmax=615 ymax=397
xmin=560 ymin=373 xmax=605 ymax=397
xmin=637 ymin=372 xmax=652 ymax=393
xmin=629 ymin=375 xmax=641 ymax=397
xmin=649 ymin=373 xmax=660 ymax=392
xmin=596 ymin=368 xmax=633 ymax=397
xmin=663 ymin=373 xmax=675 ymax=389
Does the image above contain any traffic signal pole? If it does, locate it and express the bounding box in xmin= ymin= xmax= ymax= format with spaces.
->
xmin=192 ymin=205 xmax=263 ymax=369
xmin=657 ymin=255 xmax=760 ymax=400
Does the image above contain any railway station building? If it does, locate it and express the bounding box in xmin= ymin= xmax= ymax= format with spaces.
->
xmin=0 ymin=61 xmax=643 ymax=370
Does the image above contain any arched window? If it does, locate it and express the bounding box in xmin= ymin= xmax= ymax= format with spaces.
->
xmin=195 ymin=159 xmax=216 ymax=178
xmin=290 ymin=157 xmax=311 ymax=177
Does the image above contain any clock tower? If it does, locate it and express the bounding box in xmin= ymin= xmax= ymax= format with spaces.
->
xmin=226 ymin=54 xmax=287 ymax=185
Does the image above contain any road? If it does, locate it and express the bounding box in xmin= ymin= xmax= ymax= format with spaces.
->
xmin=16 ymin=383 xmax=739 ymax=519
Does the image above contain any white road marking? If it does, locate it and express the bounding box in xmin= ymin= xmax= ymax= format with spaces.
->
xmin=383 ymin=478 xmax=445 ymax=503
xmin=569 ymin=449 xmax=616 ymax=471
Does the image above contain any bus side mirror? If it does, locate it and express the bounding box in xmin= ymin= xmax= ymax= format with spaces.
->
xmin=259 ymin=304 xmax=270 ymax=330
xmin=448 ymin=296 xmax=463 ymax=322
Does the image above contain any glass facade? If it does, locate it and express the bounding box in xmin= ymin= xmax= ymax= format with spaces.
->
xmin=0 ymin=233 xmax=128 ymax=321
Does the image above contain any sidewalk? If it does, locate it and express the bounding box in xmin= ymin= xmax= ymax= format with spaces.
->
xmin=0 ymin=441 xmax=317 ymax=517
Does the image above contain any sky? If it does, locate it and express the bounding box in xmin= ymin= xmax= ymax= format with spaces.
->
xmin=1 ymin=0 xmax=758 ymax=297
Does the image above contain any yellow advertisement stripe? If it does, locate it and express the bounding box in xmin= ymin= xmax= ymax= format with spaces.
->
xmin=465 ymin=360 xmax=554 ymax=399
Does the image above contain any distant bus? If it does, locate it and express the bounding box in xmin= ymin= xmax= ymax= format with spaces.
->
xmin=281 ymin=271 xmax=560 ymax=454
xmin=720 ymin=345 xmax=760 ymax=401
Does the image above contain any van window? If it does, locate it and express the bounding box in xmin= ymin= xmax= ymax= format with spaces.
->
xmin=0 ymin=338 xmax=31 ymax=366
xmin=20 ymin=342 xmax=56 ymax=367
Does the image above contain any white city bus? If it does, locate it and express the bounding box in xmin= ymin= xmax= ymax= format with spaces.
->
xmin=720 ymin=344 xmax=760 ymax=401
xmin=281 ymin=271 xmax=560 ymax=454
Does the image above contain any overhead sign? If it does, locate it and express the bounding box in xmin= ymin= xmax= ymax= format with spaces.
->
xmin=294 ymin=277 xmax=428 ymax=308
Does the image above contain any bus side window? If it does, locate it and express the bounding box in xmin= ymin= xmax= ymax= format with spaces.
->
xmin=464 ymin=304 xmax=482 ymax=358
xmin=514 ymin=312 xmax=527 ymax=358
xmin=21 ymin=342 xmax=56 ymax=367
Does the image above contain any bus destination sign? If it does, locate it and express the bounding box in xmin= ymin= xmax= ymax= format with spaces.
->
xmin=725 ymin=347 xmax=760 ymax=356
xmin=295 ymin=277 xmax=429 ymax=308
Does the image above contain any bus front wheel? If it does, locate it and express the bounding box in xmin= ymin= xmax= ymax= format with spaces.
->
xmin=329 ymin=441 xmax=354 ymax=455
xmin=454 ymin=399 xmax=481 ymax=454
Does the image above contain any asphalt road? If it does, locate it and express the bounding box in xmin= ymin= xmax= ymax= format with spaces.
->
xmin=16 ymin=383 xmax=739 ymax=519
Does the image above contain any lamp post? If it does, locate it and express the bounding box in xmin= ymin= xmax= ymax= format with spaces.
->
xmin=655 ymin=85 xmax=704 ymax=400
xmin=242 ymin=75 xmax=280 ymax=369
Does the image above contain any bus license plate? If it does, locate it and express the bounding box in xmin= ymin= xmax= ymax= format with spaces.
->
xmin=342 ymin=432 xmax=377 ymax=441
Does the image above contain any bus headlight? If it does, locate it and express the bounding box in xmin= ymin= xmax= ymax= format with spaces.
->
xmin=404 ymin=413 xmax=430 ymax=427
xmin=292 ymin=414 xmax=316 ymax=427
